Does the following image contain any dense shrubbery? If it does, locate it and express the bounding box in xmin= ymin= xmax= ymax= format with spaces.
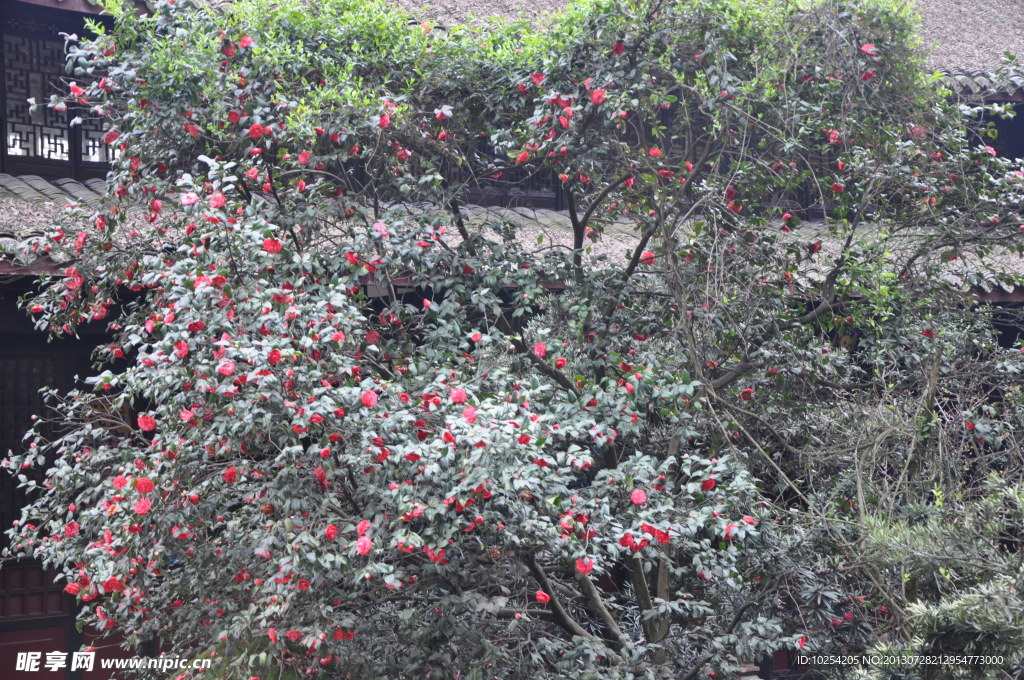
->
xmin=3 ymin=0 xmax=1024 ymax=678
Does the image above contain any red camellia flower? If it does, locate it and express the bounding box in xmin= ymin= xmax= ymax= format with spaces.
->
xmin=133 ymin=497 xmax=152 ymax=515
xmin=966 ymin=420 xmax=976 ymax=431
xmin=64 ymin=583 xmax=81 ymax=595
xmin=860 ymin=42 xmax=878 ymax=56
xmin=285 ymin=630 xmax=303 ymax=642
xmin=590 ymin=89 xmax=607 ymax=105
xmin=742 ymin=515 xmax=757 ymax=525
xmin=832 ymin=183 xmax=844 ymax=194
xmin=325 ymin=524 xmax=338 ymax=540
xmin=533 ymin=342 xmax=547 ymax=358
xmin=268 ymin=349 xmax=281 ymax=365
xmin=530 ymin=73 xmax=545 ymax=87
xmin=209 ymin=192 xmax=227 ymax=209
xmin=611 ymin=40 xmax=625 ymax=55
xmin=575 ymin=557 xmax=594 ymax=575
xmin=555 ymin=357 xmax=567 ymax=369
xmin=104 ymin=130 xmax=120 ymax=144
xmin=922 ymin=328 xmax=935 ymax=339
xmin=223 ymin=466 xmax=238 ymax=483
xmin=361 ymin=390 xmax=378 ymax=408
xmin=701 ymin=478 xmax=716 ymax=491
xmin=263 ymin=238 xmax=283 ymax=254
xmin=631 ymin=489 xmax=647 ymax=505
xmin=248 ymin=124 xmax=264 ymax=139
xmin=516 ymin=151 xmax=529 ymax=164
xmin=356 ymin=535 xmax=373 ymax=555
xmin=648 ymin=147 xmax=662 ymax=157
xmin=64 ymin=521 xmax=80 ymax=538
xmin=451 ymin=388 xmax=467 ymax=404
xmin=861 ymin=71 xmax=875 ymax=81
xmin=535 ymin=590 xmax=551 ymax=603
xmin=268 ymin=628 xmax=278 ymax=643
xmin=641 ymin=251 xmax=656 ymax=265
xmin=739 ymin=388 xmax=754 ymax=401
xmin=239 ymin=35 xmax=253 ymax=48
xmin=135 ymin=477 xmax=155 ymax=494
xmin=218 ymin=360 xmax=236 ymax=377
xmin=137 ymin=414 xmax=156 ymax=432
xmin=724 ymin=523 xmax=738 ymax=540
xmin=378 ymin=113 xmax=391 ymax=129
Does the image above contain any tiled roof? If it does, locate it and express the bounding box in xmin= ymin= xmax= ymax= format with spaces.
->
xmin=913 ymin=0 xmax=1024 ymax=72
xmin=0 ymin=174 xmax=105 ymax=207
xmin=937 ymin=69 xmax=1024 ymax=101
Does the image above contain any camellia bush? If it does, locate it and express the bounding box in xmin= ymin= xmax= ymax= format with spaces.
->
xmin=4 ymin=0 xmax=1024 ymax=678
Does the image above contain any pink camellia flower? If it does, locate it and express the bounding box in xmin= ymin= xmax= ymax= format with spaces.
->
xmin=181 ymin=192 xmax=199 ymax=206
xmin=378 ymin=113 xmax=391 ymax=129
xmin=575 ymin=557 xmax=594 ymax=575
xmin=133 ymin=497 xmax=152 ymax=515
xmin=590 ymin=89 xmax=607 ymax=105
xmin=248 ymin=124 xmax=264 ymax=139
xmin=985 ymin=145 xmax=997 ymax=157
xmin=137 ymin=414 xmax=156 ymax=432
xmin=641 ymin=251 xmax=656 ymax=265
xmin=223 ymin=466 xmax=238 ymax=483
xmin=535 ymin=590 xmax=551 ymax=603
xmin=135 ymin=477 xmax=155 ymax=494
xmin=860 ymin=43 xmax=878 ymax=56
xmin=533 ymin=342 xmax=547 ymax=359
xmin=209 ymin=192 xmax=226 ymax=209
xmin=268 ymin=349 xmax=281 ymax=365
xmin=357 ymin=519 xmax=371 ymax=536
xmin=174 ymin=340 xmax=189 ymax=358
xmin=113 ymin=475 xmax=128 ymax=490
xmin=355 ymin=535 xmax=373 ymax=555
xmin=64 ymin=521 xmax=80 ymax=538
xmin=361 ymin=390 xmax=378 ymax=408
xmin=217 ymin=360 xmax=235 ymax=376
xmin=64 ymin=583 xmax=81 ymax=595
xmin=631 ymin=489 xmax=647 ymax=505
xmin=648 ymin=147 xmax=662 ymax=158
xmin=451 ymin=388 xmax=467 ymax=404
xmin=724 ymin=523 xmax=738 ymax=540
xmin=263 ymin=238 xmax=283 ymax=254
xmin=463 ymin=405 xmax=478 ymax=424
xmin=530 ymin=73 xmax=545 ymax=87
xmin=268 ymin=628 xmax=278 ymax=643
xmin=285 ymin=630 xmax=302 ymax=642
xmin=239 ymin=35 xmax=253 ymax=48
xmin=325 ymin=524 xmax=338 ymax=540
xmin=742 ymin=515 xmax=757 ymax=525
